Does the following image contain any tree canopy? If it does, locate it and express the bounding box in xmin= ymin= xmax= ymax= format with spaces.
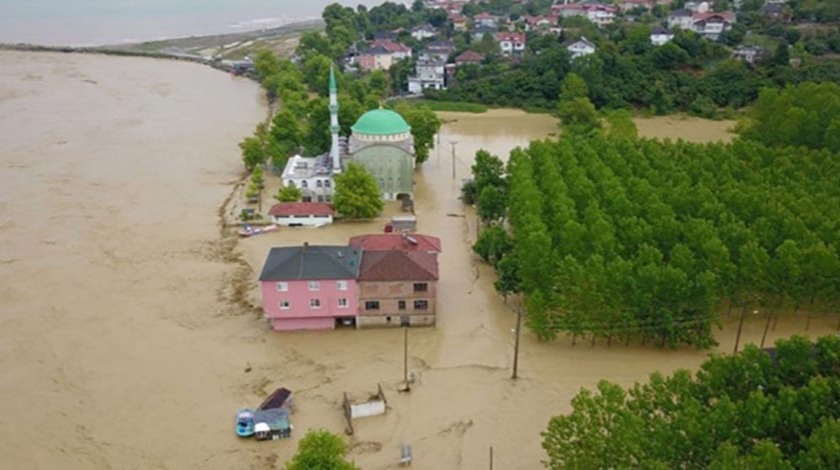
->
xmin=333 ymin=163 xmax=384 ymax=219
xmin=543 ymin=335 xmax=840 ymax=469
xmin=286 ymin=429 xmax=359 ymax=470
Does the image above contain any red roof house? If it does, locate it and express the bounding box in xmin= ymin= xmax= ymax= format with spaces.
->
xmin=348 ymin=233 xmax=442 ymax=254
xmin=268 ymin=202 xmax=334 ymax=226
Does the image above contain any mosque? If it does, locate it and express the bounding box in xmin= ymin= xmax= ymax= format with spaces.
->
xmin=281 ymin=67 xmax=415 ymax=202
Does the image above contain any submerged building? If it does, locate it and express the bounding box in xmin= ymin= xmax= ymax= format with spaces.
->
xmin=282 ymin=67 xmax=415 ymax=203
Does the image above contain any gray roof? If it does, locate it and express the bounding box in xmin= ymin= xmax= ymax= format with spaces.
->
xmin=259 ymin=245 xmax=362 ymax=281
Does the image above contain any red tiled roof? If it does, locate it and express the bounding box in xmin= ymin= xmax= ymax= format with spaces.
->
xmin=474 ymin=12 xmax=496 ymax=19
xmin=693 ymin=11 xmax=735 ymax=22
xmin=370 ymin=39 xmax=411 ymax=53
xmin=497 ymin=32 xmax=526 ymax=42
xmin=268 ymin=202 xmax=334 ymax=217
xmin=358 ymin=250 xmax=439 ymax=281
xmin=348 ymin=233 xmax=442 ymax=253
xmin=455 ymin=50 xmax=485 ymax=63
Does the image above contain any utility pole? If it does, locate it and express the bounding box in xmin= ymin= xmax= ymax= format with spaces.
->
xmin=489 ymin=446 xmax=494 ymax=470
xmin=733 ymin=305 xmax=748 ymax=354
xmin=450 ymin=141 xmax=458 ymax=180
xmin=402 ymin=327 xmax=411 ymax=392
xmin=512 ymin=305 xmax=523 ymax=379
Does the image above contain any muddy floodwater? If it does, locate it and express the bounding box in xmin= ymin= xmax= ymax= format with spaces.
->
xmin=1 ymin=54 xmax=835 ymax=470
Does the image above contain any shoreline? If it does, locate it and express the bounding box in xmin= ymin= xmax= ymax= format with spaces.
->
xmin=0 ymin=18 xmax=323 ymax=74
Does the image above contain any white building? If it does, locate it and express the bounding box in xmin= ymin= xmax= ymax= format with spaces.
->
xmin=411 ymin=24 xmax=436 ymax=40
xmin=650 ymin=27 xmax=675 ymax=46
xmin=281 ymin=154 xmax=335 ymax=202
xmin=567 ymin=37 xmax=597 ymax=59
xmin=497 ymin=32 xmax=526 ymax=56
xmin=408 ymin=59 xmax=446 ymax=93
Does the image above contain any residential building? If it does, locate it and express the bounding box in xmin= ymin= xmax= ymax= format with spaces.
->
xmin=356 ymin=250 xmax=440 ymax=328
xmin=451 ymin=14 xmax=468 ymax=32
xmin=411 ymin=24 xmax=436 ymax=40
xmin=521 ymin=15 xmax=559 ymax=32
xmin=358 ymin=45 xmax=395 ymax=71
xmin=455 ymin=50 xmax=485 ymax=66
xmin=268 ymin=202 xmax=334 ymax=226
xmin=348 ymin=233 xmax=442 ymax=255
xmin=762 ymin=3 xmax=789 ymax=22
xmin=371 ymin=39 xmax=412 ymax=61
xmin=691 ymin=12 xmax=735 ymax=40
xmin=473 ymin=12 xmax=499 ymax=28
xmin=422 ymin=39 xmax=456 ymax=62
xmin=497 ymin=31 xmax=526 ymax=56
xmin=684 ymin=1 xmax=711 ymax=12
xmin=408 ymin=59 xmax=447 ymax=93
xmin=566 ymin=36 xmax=597 ymax=58
xmin=668 ymin=9 xmax=735 ymax=40
xmin=733 ymin=45 xmax=767 ymax=64
xmin=667 ymin=9 xmax=695 ymax=30
xmin=472 ymin=25 xmax=498 ymax=42
xmin=618 ymin=0 xmax=653 ymax=12
xmin=258 ymin=244 xmax=362 ymax=331
xmin=551 ymin=2 xmax=618 ymax=27
xmin=650 ymin=27 xmax=675 ymax=46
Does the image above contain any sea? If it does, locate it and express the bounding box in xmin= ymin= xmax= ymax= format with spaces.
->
xmin=0 ymin=0 xmax=403 ymax=47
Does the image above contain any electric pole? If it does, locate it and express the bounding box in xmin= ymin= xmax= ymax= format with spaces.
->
xmin=450 ymin=141 xmax=458 ymax=180
xmin=512 ymin=305 xmax=523 ymax=379
xmin=402 ymin=327 xmax=411 ymax=392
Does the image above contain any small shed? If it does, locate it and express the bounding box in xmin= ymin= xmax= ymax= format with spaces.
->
xmin=269 ymin=202 xmax=334 ymax=227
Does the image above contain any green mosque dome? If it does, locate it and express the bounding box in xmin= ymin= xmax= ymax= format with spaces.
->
xmin=351 ymin=109 xmax=411 ymax=136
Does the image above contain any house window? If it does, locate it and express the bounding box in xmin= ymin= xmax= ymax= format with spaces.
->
xmin=316 ymin=179 xmax=323 ymax=188
xmin=337 ymin=280 xmax=348 ymax=290
xmin=413 ymin=283 xmax=428 ymax=293
xmin=324 ymin=180 xmax=331 ymax=188
xmin=317 ymin=195 xmax=324 ymax=202
xmin=309 ymin=281 xmax=319 ymax=291
xmin=276 ymin=282 xmax=288 ymax=292
xmin=398 ymin=300 xmax=406 ymax=310
xmin=365 ymin=301 xmax=380 ymax=311
xmin=278 ymin=300 xmax=290 ymax=310
xmin=338 ymin=298 xmax=348 ymax=308
xmin=310 ymin=299 xmax=321 ymax=309
xmin=414 ymin=300 xmax=428 ymax=310
xmin=301 ymin=180 xmax=308 ymax=188
xmin=326 ymin=195 xmax=332 ymax=202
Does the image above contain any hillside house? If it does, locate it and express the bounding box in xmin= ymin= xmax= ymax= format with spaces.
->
xmin=567 ymin=36 xmax=597 ymax=58
xmin=472 ymin=25 xmax=499 ymax=42
xmin=408 ymin=59 xmax=447 ymax=93
xmin=650 ymin=27 xmax=675 ymax=45
xmin=411 ymin=24 xmax=436 ymax=40
xmin=422 ymin=39 xmax=456 ymax=62
xmin=259 ymin=244 xmax=361 ymax=331
xmin=551 ymin=2 xmax=618 ymax=27
xmin=474 ymin=12 xmax=499 ymax=28
xmin=455 ymin=50 xmax=485 ymax=66
xmin=358 ymin=45 xmax=394 ymax=71
xmin=497 ymin=32 xmax=526 ymax=56
xmin=348 ymin=233 xmax=442 ymax=255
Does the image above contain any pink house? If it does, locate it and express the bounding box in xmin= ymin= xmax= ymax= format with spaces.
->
xmin=259 ymin=244 xmax=362 ymax=331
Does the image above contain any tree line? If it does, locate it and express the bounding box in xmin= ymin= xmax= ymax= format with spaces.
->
xmin=543 ymin=335 xmax=840 ymax=468
xmin=470 ymin=80 xmax=840 ymax=348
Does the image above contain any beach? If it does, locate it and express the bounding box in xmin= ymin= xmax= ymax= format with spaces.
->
xmin=2 ymin=50 xmax=838 ymax=469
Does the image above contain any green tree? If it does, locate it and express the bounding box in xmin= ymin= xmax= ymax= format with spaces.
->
xmin=477 ymin=185 xmax=507 ymax=224
xmin=393 ymin=103 xmax=442 ymax=165
xmin=275 ymin=185 xmax=302 ymax=202
xmin=286 ymin=429 xmax=359 ymax=470
xmin=239 ymin=123 xmax=270 ymax=171
xmin=333 ymin=163 xmax=384 ymax=219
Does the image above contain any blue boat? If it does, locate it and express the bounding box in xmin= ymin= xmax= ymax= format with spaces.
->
xmin=235 ymin=408 xmax=255 ymax=437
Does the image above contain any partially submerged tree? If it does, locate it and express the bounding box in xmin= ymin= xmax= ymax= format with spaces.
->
xmin=333 ymin=163 xmax=384 ymax=219
xmin=286 ymin=429 xmax=359 ymax=470
xmin=275 ymin=185 xmax=302 ymax=202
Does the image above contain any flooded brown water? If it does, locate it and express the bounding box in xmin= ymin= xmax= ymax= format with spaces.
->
xmin=1 ymin=58 xmax=835 ymax=470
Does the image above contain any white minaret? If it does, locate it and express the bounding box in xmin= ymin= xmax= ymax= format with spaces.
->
xmin=329 ymin=65 xmax=341 ymax=173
